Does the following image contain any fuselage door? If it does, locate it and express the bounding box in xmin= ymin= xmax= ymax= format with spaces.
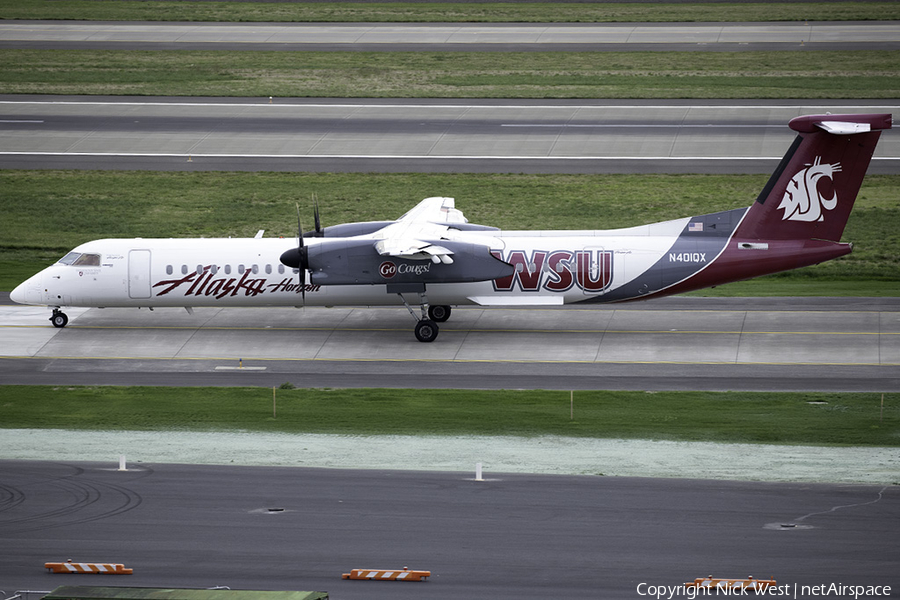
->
xmin=128 ymin=249 xmax=152 ymax=299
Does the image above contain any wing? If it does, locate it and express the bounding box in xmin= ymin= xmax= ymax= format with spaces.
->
xmin=373 ymin=197 xmax=471 ymax=264
xmin=395 ymin=196 xmax=468 ymax=225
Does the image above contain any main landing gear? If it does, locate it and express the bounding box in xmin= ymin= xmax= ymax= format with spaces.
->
xmin=414 ymin=319 xmax=439 ymax=343
xmin=427 ymin=304 xmax=451 ymax=323
xmin=396 ymin=290 xmax=451 ymax=343
xmin=50 ymin=308 xmax=68 ymax=328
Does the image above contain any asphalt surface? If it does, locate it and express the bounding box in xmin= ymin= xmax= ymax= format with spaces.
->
xmin=2 ymin=297 xmax=898 ymax=391
xmin=2 ymin=98 xmax=898 ymax=173
xmin=2 ymin=20 xmax=898 ymax=52
xmin=1 ymin=460 xmax=897 ymax=599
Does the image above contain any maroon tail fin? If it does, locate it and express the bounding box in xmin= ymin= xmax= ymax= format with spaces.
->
xmin=735 ymin=113 xmax=891 ymax=242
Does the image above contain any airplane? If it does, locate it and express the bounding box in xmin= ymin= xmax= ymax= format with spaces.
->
xmin=10 ymin=112 xmax=892 ymax=342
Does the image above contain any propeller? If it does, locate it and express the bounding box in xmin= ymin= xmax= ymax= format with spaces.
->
xmin=279 ymin=203 xmax=310 ymax=303
xmin=280 ymin=196 xmax=327 ymax=302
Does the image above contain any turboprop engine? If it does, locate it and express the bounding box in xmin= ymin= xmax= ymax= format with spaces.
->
xmin=281 ymin=238 xmax=514 ymax=286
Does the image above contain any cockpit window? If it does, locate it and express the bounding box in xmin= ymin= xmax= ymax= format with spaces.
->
xmin=58 ymin=252 xmax=81 ymax=265
xmin=73 ymin=253 xmax=101 ymax=266
xmin=58 ymin=252 xmax=101 ymax=266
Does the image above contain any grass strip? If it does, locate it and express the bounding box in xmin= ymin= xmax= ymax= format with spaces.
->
xmin=2 ymin=170 xmax=897 ymax=294
xmin=1 ymin=1 xmax=898 ymax=23
xmin=0 ymin=386 xmax=896 ymax=447
xmin=1 ymin=49 xmax=898 ymax=99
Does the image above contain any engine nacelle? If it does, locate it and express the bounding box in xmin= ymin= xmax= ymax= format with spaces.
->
xmin=306 ymin=239 xmax=513 ymax=286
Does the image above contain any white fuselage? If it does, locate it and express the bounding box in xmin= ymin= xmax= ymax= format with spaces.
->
xmin=11 ymin=215 xmax=699 ymax=310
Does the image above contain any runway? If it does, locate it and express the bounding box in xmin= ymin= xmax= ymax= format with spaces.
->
xmin=2 ymin=297 xmax=898 ymax=391
xmin=2 ymin=98 xmax=898 ymax=173
xmin=3 ymin=20 xmax=898 ymax=52
xmin=0 ymin=460 xmax=897 ymax=599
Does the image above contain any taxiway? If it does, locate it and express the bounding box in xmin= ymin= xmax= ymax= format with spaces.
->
xmin=2 ymin=98 xmax=898 ymax=173
xmin=3 ymin=20 xmax=898 ymax=52
xmin=2 ymin=297 xmax=898 ymax=391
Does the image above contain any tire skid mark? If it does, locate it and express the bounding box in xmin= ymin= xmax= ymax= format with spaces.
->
xmin=0 ymin=482 xmax=27 ymax=513
xmin=0 ymin=462 xmax=149 ymax=534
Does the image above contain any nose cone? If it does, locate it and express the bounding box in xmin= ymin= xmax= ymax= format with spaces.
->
xmin=10 ymin=280 xmax=28 ymax=304
xmin=10 ymin=273 xmax=41 ymax=305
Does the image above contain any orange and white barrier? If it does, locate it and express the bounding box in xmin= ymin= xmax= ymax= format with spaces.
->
xmin=342 ymin=568 xmax=430 ymax=582
xmin=45 ymin=560 xmax=133 ymax=575
xmin=685 ymin=576 xmax=775 ymax=592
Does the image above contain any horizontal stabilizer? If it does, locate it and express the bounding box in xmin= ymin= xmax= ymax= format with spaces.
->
xmin=816 ymin=121 xmax=870 ymax=135
xmin=788 ymin=113 xmax=892 ymax=133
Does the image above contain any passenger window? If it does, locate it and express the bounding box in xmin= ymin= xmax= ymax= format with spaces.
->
xmin=252 ymin=264 xmax=259 ymax=274
xmin=196 ymin=265 xmax=203 ymax=275
xmin=211 ymin=265 xmax=218 ymax=275
xmin=265 ymin=264 xmax=272 ymax=275
xmin=166 ymin=265 xmax=173 ymax=275
xmin=224 ymin=265 xmax=232 ymax=275
xmin=238 ymin=264 xmax=245 ymax=274
xmin=181 ymin=265 xmax=188 ymax=275
xmin=278 ymin=265 xmax=285 ymax=274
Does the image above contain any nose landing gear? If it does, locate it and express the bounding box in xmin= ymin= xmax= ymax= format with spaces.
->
xmin=50 ymin=308 xmax=69 ymax=328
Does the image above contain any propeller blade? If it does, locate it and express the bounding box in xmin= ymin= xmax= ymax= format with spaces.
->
xmin=313 ymin=193 xmax=322 ymax=237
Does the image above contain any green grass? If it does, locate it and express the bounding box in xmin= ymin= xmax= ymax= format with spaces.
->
xmin=0 ymin=386 xmax=896 ymax=447
xmin=1 ymin=1 xmax=897 ymax=23
xmin=2 ymin=50 xmax=898 ymax=98
xmin=3 ymin=170 xmax=898 ymax=293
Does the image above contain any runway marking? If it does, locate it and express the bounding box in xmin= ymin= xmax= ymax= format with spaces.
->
xmin=2 ymin=323 xmax=896 ymax=336
xmin=2 ymin=151 xmax=898 ymax=164
xmin=5 ymin=354 xmax=899 ymax=367
xmin=3 ymin=100 xmax=897 ymax=110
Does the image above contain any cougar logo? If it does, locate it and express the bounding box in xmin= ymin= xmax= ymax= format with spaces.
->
xmin=778 ymin=156 xmax=841 ymax=222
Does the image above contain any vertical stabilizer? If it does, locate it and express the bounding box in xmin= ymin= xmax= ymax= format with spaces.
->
xmin=736 ymin=113 xmax=891 ymax=242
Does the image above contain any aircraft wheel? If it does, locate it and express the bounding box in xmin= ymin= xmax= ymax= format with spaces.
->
xmin=414 ymin=319 xmax=439 ymax=343
xmin=50 ymin=311 xmax=68 ymax=328
xmin=428 ymin=305 xmax=452 ymax=323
